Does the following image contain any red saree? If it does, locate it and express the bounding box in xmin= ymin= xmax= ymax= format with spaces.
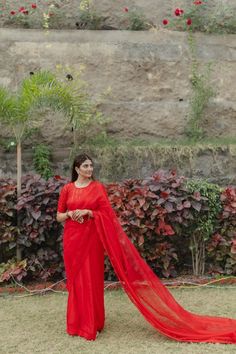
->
xmin=57 ymin=181 xmax=105 ymax=340
xmin=58 ymin=180 xmax=236 ymax=343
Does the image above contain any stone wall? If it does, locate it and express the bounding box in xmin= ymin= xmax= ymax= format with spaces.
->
xmin=1 ymin=144 xmax=236 ymax=186
xmin=0 ymin=28 xmax=235 ymax=183
xmin=0 ymin=29 xmax=236 ymax=140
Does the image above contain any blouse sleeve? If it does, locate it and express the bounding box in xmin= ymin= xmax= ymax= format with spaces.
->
xmin=57 ymin=184 xmax=68 ymax=213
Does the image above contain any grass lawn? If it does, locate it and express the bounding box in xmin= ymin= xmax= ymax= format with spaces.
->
xmin=0 ymin=287 xmax=236 ymax=354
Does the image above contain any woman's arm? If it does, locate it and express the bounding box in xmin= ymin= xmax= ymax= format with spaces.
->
xmin=56 ymin=210 xmax=72 ymax=223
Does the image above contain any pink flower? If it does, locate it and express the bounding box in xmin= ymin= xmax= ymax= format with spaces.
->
xmin=162 ymin=19 xmax=169 ymax=26
xmin=186 ymin=18 xmax=192 ymax=26
xmin=123 ymin=7 xmax=129 ymax=13
xmin=19 ymin=7 xmax=25 ymax=12
xmin=10 ymin=10 xmax=16 ymax=15
xmin=31 ymin=4 xmax=37 ymax=9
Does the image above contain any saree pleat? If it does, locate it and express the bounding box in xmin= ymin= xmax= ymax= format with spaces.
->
xmin=65 ymin=227 xmax=105 ymax=339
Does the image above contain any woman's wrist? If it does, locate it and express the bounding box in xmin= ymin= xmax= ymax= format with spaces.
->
xmin=87 ymin=209 xmax=93 ymax=218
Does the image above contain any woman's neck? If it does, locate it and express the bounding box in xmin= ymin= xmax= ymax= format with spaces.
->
xmin=75 ymin=177 xmax=91 ymax=186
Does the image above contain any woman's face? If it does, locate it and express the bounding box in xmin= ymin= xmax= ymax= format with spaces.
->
xmin=76 ymin=159 xmax=93 ymax=179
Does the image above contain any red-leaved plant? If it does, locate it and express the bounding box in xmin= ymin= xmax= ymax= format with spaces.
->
xmin=106 ymin=170 xmax=219 ymax=278
xmin=206 ymin=187 xmax=236 ymax=275
xmin=0 ymin=179 xmax=18 ymax=257
xmin=0 ymin=172 xmax=235 ymax=283
xmin=0 ymin=175 xmax=68 ymax=283
xmin=15 ymin=174 xmax=68 ymax=281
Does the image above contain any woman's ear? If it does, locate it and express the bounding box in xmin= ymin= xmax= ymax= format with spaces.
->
xmin=75 ymin=167 xmax=80 ymax=175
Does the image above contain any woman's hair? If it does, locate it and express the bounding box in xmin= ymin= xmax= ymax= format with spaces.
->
xmin=71 ymin=154 xmax=94 ymax=182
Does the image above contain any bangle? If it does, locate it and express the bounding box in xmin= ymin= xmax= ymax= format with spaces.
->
xmin=66 ymin=211 xmax=70 ymax=219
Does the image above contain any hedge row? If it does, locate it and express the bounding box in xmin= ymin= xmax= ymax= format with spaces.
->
xmin=0 ymin=171 xmax=235 ymax=284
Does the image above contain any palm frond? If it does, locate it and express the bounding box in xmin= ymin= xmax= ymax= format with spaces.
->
xmin=0 ymin=87 xmax=20 ymax=123
xmin=20 ymin=71 xmax=74 ymax=118
xmin=20 ymin=71 xmax=57 ymax=110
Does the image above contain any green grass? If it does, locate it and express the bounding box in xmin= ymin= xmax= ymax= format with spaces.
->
xmin=84 ymin=136 xmax=236 ymax=149
xmin=0 ymin=287 xmax=236 ymax=353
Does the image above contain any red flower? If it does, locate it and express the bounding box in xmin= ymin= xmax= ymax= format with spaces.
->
xmin=175 ymin=8 xmax=184 ymax=16
xmin=124 ymin=7 xmax=129 ymax=13
xmin=31 ymin=4 xmax=37 ymax=9
xmin=175 ymin=9 xmax=180 ymax=16
xmin=10 ymin=10 xmax=16 ymax=15
xmin=19 ymin=7 xmax=28 ymax=15
xmin=194 ymin=1 xmax=202 ymax=4
xmin=186 ymin=18 xmax=192 ymax=26
xmin=162 ymin=19 xmax=169 ymax=26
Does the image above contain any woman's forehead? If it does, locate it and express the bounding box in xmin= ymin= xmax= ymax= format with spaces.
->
xmin=81 ymin=159 xmax=93 ymax=165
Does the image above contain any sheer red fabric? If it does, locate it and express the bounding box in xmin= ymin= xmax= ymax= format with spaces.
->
xmin=58 ymin=180 xmax=236 ymax=343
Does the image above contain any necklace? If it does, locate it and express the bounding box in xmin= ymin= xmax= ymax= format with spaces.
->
xmin=74 ymin=180 xmax=92 ymax=188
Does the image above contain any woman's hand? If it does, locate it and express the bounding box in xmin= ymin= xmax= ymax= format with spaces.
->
xmin=56 ymin=209 xmax=93 ymax=223
xmin=70 ymin=209 xmax=93 ymax=223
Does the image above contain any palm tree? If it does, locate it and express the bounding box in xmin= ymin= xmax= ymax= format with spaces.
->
xmin=0 ymin=71 xmax=75 ymax=260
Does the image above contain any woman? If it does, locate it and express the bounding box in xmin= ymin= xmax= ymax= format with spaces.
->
xmin=57 ymin=154 xmax=105 ymax=340
xmin=57 ymin=154 xmax=236 ymax=343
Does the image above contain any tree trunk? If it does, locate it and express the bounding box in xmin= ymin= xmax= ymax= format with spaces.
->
xmin=16 ymin=142 xmax=22 ymax=261
xmin=190 ymin=232 xmax=206 ymax=276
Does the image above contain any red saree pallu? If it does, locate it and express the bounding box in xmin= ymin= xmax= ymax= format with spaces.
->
xmin=58 ymin=181 xmax=236 ymax=343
